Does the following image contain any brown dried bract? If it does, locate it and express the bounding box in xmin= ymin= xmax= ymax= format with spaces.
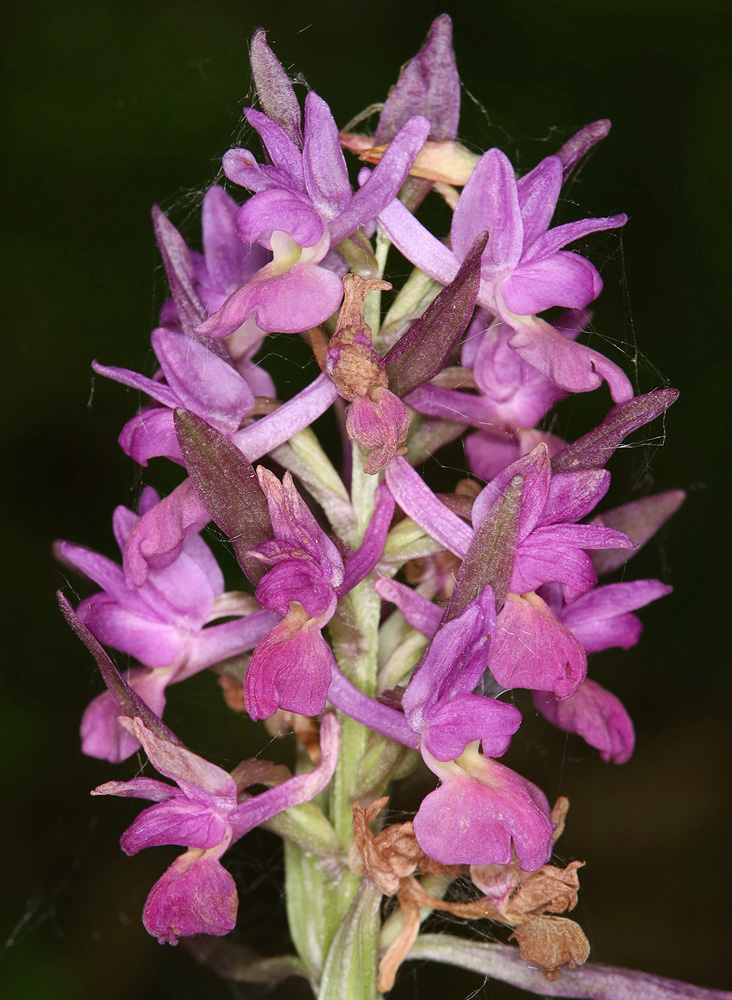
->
xmin=511 ymin=916 xmax=590 ymax=981
xmin=349 ymin=797 xmax=425 ymax=895
xmin=328 ymin=275 xmax=391 ymax=400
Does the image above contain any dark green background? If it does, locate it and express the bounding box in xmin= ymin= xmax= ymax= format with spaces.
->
xmin=4 ymin=1 xmax=731 ymax=997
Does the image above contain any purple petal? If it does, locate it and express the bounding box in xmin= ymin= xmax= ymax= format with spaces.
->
xmin=152 ymin=329 xmax=254 ymax=432
xmin=512 ymin=528 xmax=601 ymax=602
xmin=222 ymin=146 xmax=296 ymax=193
xmin=328 ymin=665 xmax=417 ymax=747
xmin=200 ymin=186 xmax=247 ymax=293
xmin=507 ymin=317 xmax=634 ymax=403
xmin=120 ymin=717 xmax=237 ymax=800
xmin=385 ymin=456 xmax=472 ymax=557
xmin=58 ymin=540 xmax=128 ymax=603
xmin=81 ymin=668 xmax=170 ymax=763
xmin=143 ymin=847 xmax=237 ymax=944
xmin=92 ymin=777 xmax=176 ymax=802
xmin=415 ymin=751 xmax=553 ymax=870
xmin=591 ymin=489 xmax=685 ymax=575
xmin=123 ymin=480 xmax=211 ymax=587
xmin=255 ymin=469 xmax=343 ymax=586
xmin=232 ymin=373 xmax=338 ymax=458
xmin=230 ymin=713 xmax=340 ymax=839
xmin=405 ymin=383 xmax=504 ymax=429
xmin=375 ymin=14 xmax=460 ymax=144
xmin=243 ymin=108 xmax=304 ymax=189
xmin=120 ymin=799 xmax=229 ymax=855
xmin=120 ymin=408 xmax=182 ymax=466
xmin=244 ymin=616 xmax=333 ymax=720
xmin=152 ymin=206 xmax=204 ymax=334
xmin=339 ymin=484 xmax=395 ymax=595
xmin=181 ymin=610 xmax=279 ymax=679
xmin=403 ymin=589 xmax=495 ymax=719
xmin=374 ymin=578 xmax=442 ymax=637
xmin=236 ymin=187 xmax=322 ymax=249
xmin=523 ymin=214 xmax=627 ymax=265
xmin=303 ymin=91 xmax=351 ymax=219
xmin=542 ymin=469 xmax=611 ymax=525
xmin=470 ymin=314 xmax=566 ymax=427
xmin=534 ymin=678 xmax=635 ymax=763
xmin=196 ymin=259 xmax=342 ymax=337
xmin=491 ymin=592 xmax=586 ymax=698
xmin=423 ymin=693 xmax=521 ymax=762
xmin=76 ymin=596 xmax=187 ymax=668
xmin=330 ymin=116 xmax=431 ymax=246
xmin=560 ymin=579 xmax=672 ymax=653
xmin=501 ymin=252 xmax=603 ymax=314
xmin=377 ymin=195 xmax=459 ymax=287
xmin=466 ymin=429 xmax=566 ymax=483
xmin=452 ymin=149 xmax=523 ymax=268
xmin=516 ymin=156 xmax=563 ymax=250
xmin=92 ymin=360 xmax=180 ymax=410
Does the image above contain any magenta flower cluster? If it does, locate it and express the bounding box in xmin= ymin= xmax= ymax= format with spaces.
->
xmin=56 ymin=17 xmax=700 ymax=997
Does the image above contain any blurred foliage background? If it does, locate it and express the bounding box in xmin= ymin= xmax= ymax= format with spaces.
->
xmin=3 ymin=0 xmax=731 ymax=997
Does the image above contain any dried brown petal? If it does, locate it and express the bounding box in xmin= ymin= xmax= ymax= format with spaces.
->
xmin=501 ymin=862 xmax=583 ymax=920
xmin=349 ymin=798 xmax=425 ymax=895
xmin=511 ymin=915 xmax=590 ymax=979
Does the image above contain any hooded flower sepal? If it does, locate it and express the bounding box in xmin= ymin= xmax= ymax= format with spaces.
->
xmin=414 ymin=743 xmax=554 ymax=871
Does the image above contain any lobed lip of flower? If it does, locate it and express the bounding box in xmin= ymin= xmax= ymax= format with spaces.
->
xmin=414 ymin=745 xmax=554 ymax=871
xmin=375 ymin=143 xmax=632 ymax=402
xmin=534 ymin=679 xmax=636 ymax=765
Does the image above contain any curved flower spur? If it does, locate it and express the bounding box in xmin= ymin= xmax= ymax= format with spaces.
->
xmin=56 ymin=15 xmax=731 ymax=1000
